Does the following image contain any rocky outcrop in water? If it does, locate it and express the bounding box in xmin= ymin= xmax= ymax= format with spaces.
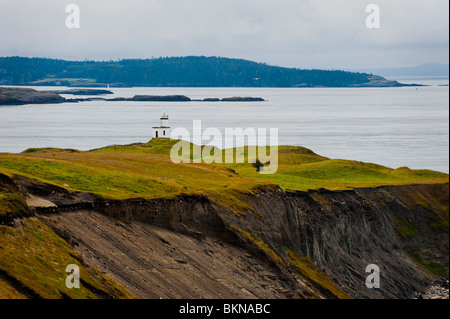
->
xmin=0 ymin=87 xmax=65 ymax=105
xmin=127 ymin=95 xmax=192 ymax=102
xmin=220 ymin=96 xmax=265 ymax=102
xmin=0 ymin=87 xmax=266 ymax=105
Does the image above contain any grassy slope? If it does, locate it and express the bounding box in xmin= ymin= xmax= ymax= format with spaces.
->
xmin=0 ymin=191 xmax=28 ymax=218
xmin=0 ymin=218 xmax=134 ymax=299
xmin=0 ymin=139 xmax=448 ymax=299
xmin=284 ymin=247 xmax=350 ymax=299
xmin=0 ymin=139 xmax=447 ymax=205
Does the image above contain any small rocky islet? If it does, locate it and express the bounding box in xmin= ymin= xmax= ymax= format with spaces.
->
xmin=0 ymin=87 xmax=265 ymax=105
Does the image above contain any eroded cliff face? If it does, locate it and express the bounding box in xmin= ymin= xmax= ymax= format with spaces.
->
xmin=1 ymin=173 xmax=448 ymax=299
xmin=224 ymin=185 xmax=449 ymax=298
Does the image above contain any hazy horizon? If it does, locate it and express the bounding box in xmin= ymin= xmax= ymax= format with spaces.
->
xmin=0 ymin=0 xmax=448 ymax=70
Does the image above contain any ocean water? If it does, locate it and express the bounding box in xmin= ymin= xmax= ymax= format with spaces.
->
xmin=0 ymin=77 xmax=448 ymax=173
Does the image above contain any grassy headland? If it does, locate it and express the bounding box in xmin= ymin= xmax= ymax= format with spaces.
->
xmin=0 ymin=139 xmax=448 ymax=299
xmin=0 ymin=139 xmax=447 ymax=214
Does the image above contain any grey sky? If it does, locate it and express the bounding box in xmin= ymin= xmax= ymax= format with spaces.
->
xmin=0 ymin=0 xmax=448 ymax=69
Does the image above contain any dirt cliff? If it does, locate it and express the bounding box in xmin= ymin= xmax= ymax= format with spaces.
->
xmin=1 ymin=173 xmax=448 ymax=299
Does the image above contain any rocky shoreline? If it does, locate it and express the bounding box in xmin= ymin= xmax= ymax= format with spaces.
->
xmin=414 ymin=280 xmax=449 ymax=299
xmin=0 ymin=87 xmax=65 ymax=105
xmin=0 ymin=87 xmax=265 ymax=105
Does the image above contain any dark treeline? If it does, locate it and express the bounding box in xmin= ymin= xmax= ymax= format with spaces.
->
xmin=0 ymin=56 xmax=374 ymax=87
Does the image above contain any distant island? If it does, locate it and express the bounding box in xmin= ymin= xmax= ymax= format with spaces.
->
xmin=0 ymin=56 xmax=418 ymax=88
xmin=0 ymin=87 xmax=265 ymax=105
xmin=42 ymin=89 xmax=114 ymax=95
xmin=0 ymin=87 xmax=65 ymax=105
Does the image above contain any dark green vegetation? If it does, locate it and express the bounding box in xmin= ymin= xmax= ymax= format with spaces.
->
xmin=409 ymin=247 xmax=447 ymax=276
xmin=0 ymin=189 xmax=27 ymax=218
xmin=0 ymin=56 xmax=409 ymax=87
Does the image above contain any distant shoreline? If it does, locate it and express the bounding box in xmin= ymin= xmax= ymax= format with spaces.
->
xmin=0 ymin=56 xmax=423 ymax=89
xmin=4 ymin=81 xmax=422 ymax=89
xmin=0 ymin=87 xmax=266 ymax=105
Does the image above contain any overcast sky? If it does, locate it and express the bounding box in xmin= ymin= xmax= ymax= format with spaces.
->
xmin=0 ymin=0 xmax=448 ymax=70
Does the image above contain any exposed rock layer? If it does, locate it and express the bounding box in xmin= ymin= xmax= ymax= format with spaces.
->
xmin=1 ymin=173 xmax=448 ymax=299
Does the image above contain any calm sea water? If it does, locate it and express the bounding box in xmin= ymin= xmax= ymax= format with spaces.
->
xmin=0 ymin=76 xmax=448 ymax=173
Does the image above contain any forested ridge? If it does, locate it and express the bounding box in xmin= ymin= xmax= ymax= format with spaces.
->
xmin=0 ymin=56 xmax=391 ymax=87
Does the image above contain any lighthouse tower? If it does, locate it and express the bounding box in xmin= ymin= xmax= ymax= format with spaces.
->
xmin=152 ymin=113 xmax=171 ymax=138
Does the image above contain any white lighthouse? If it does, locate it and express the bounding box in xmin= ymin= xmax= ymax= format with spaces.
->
xmin=152 ymin=112 xmax=171 ymax=138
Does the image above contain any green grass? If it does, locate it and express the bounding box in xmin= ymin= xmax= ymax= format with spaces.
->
xmin=429 ymin=205 xmax=449 ymax=233
xmin=284 ymin=247 xmax=350 ymax=299
xmin=233 ymin=226 xmax=284 ymax=265
xmin=0 ymin=177 xmax=28 ymax=217
xmin=0 ymin=139 xmax=448 ymax=213
xmin=0 ymin=139 xmax=447 ymax=299
xmin=0 ymin=191 xmax=28 ymax=217
xmin=391 ymin=214 xmax=420 ymax=238
xmin=0 ymin=278 xmax=26 ymax=299
xmin=229 ymin=157 xmax=448 ymax=192
xmin=0 ymin=218 xmax=134 ymax=299
xmin=409 ymin=247 xmax=447 ymax=276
